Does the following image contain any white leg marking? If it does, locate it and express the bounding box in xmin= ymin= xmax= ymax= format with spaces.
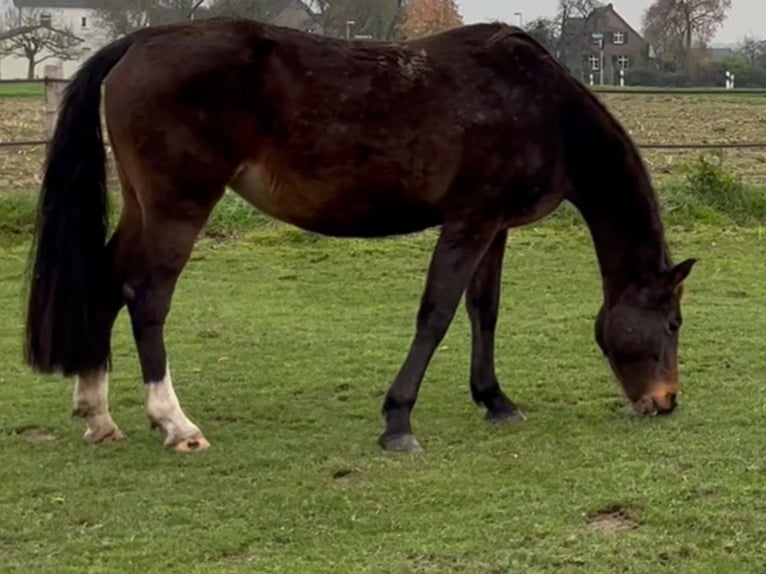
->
xmin=146 ymin=364 xmax=209 ymax=452
xmin=73 ymin=370 xmax=124 ymax=444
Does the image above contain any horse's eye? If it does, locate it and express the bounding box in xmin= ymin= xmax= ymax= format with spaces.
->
xmin=667 ymin=317 xmax=681 ymax=334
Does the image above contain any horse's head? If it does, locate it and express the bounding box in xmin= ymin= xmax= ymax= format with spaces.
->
xmin=595 ymin=259 xmax=697 ymax=415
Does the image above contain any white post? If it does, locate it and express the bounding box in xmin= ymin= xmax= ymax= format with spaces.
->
xmin=731 ymin=73 xmax=736 ymax=89
xmin=620 ymin=69 xmax=625 ymax=88
xmin=44 ymin=63 xmax=64 ymax=144
xmin=589 ymin=73 xmax=594 ymax=86
xmin=599 ymin=45 xmax=604 ymax=86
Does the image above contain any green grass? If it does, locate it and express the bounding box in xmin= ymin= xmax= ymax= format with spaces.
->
xmin=2 ymin=214 xmax=766 ymax=572
xmin=0 ymin=82 xmax=44 ymax=98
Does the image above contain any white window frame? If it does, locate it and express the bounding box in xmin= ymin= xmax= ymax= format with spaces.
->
xmin=588 ymin=55 xmax=600 ymax=71
xmin=617 ymin=55 xmax=629 ymax=70
xmin=613 ymin=32 xmax=625 ymax=45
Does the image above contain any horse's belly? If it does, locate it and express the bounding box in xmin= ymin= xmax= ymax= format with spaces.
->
xmin=228 ymin=162 xmax=440 ymax=237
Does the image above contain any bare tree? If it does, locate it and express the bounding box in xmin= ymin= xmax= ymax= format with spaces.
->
xmin=0 ymin=8 xmax=84 ymax=79
xmin=643 ymin=0 xmax=732 ymax=69
xmin=523 ymin=17 xmax=559 ymax=55
xmin=96 ymin=0 xmax=205 ymax=39
xmin=207 ymin=0 xmax=279 ymax=20
xmin=738 ymin=35 xmax=766 ymax=67
xmin=304 ymin=0 xmax=405 ymax=40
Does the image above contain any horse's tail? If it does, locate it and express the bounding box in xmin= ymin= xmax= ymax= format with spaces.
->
xmin=24 ymin=35 xmax=136 ymax=376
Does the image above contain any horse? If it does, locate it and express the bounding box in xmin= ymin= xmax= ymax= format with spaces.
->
xmin=23 ymin=18 xmax=696 ymax=453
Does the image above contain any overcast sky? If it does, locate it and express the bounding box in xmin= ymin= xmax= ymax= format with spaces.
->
xmin=456 ymin=0 xmax=763 ymax=45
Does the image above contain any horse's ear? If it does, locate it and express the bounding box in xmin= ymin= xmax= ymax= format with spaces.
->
xmin=666 ymin=258 xmax=697 ymax=290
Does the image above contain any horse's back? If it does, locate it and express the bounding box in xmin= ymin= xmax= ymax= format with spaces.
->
xmin=103 ymin=19 xmax=577 ymax=236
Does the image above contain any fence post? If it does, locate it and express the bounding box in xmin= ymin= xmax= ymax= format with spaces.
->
xmin=44 ymin=63 xmax=64 ymax=146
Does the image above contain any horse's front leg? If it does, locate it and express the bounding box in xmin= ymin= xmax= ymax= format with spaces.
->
xmin=379 ymin=218 xmax=502 ymax=452
xmin=465 ymin=229 xmax=526 ymax=423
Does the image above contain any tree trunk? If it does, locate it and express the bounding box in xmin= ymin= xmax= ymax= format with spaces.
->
xmin=27 ymin=57 xmax=35 ymax=80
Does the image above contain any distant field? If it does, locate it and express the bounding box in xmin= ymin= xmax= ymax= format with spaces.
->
xmin=0 ymin=83 xmax=44 ymax=98
xmin=1 ymin=91 xmax=765 ymax=194
xmin=602 ymin=93 xmax=766 ymax=188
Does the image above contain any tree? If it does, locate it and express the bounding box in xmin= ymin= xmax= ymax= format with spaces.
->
xmin=739 ymin=35 xmax=766 ymax=68
xmin=304 ymin=0 xmax=406 ymax=40
xmin=643 ymin=0 xmax=732 ymax=70
xmin=207 ymin=0 xmax=283 ymax=20
xmin=523 ymin=17 xmax=559 ymax=55
xmin=96 ymin=0 xmax=205 ymax=39
xmin=399 ymin=0 xmax=462 ymax=40
xmin=0 ymin=9 xmax=84 ymax=79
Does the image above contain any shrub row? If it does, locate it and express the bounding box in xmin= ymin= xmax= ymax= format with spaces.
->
xmin=1 ymin=153 xmax=764 ymax=244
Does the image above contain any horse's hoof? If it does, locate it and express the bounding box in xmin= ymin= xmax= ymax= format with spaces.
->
xmin=171 ymin=436 xmax=211 ymax=453
xmin=84 ymin=426 xmax=125 ymax=444
xmin=486 ymin=408 xmax=527 ymax=424
xmin=379 ymin=433 xmax=423 ymax=453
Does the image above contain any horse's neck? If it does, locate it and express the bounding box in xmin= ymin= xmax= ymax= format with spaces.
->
xmin=565 ymin=120 xmax=669 ymax=305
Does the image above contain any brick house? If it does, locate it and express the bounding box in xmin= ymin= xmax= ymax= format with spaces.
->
xmin=561 ymin=3 xmax=652 ymax=85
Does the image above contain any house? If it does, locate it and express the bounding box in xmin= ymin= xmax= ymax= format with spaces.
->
xmin=560 ymin=3 xmax=652 ymax=85
xmin=0 ymin=0 xmax=320 ymax=79
xmin=268 ymin=0 xmax=322 ymax=34
xmin=1 ymin=0 xmax=109 ymax=78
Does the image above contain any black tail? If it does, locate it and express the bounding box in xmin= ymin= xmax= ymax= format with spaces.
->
xmin=24 ymin=35 xmax=135 ymax=376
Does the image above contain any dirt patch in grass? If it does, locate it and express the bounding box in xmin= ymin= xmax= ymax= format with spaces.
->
xmin=588 ymin=505 xmax=639 ymax=534
xmin=14 ymin=425 xmax=57 ymax=443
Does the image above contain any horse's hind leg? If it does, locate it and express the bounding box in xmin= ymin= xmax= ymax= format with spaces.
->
xmin=380 ymin=219 xmax=500 ymax=452
xmin=120 ymin=189 xmax=223 ymax=452
xmin=71 ymin=204 xmax=140 ymax=444
xmin=465 ymin=229 xmax=526 ymax=423
xmin=73 ymin=371 xmax=123 ymax=444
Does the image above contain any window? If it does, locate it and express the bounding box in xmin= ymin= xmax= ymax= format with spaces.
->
xmin=81 ymin=16 xmax=87 ymax=28
xmin=617 ymin=55 xmax=629 ymax=70
xmin=613 ymin=32 xmax=625 ymax=45
xmin=39 ymin=12 xmax=52 ymax=27
xmin=588 ymin=55 xmax=600 ymax=71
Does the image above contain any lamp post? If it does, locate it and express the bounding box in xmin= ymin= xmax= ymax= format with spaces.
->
xmin=513 ymin=12 xmax=523 ymax=27
xmin=345 ymin=20 xmax=355 ymax=40
xmin=591 ymin=32 xmax=604 ymax=86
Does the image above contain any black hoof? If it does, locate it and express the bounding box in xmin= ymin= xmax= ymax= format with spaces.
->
xmin=379 ymin=433 xmax=423 ymax=453
xmin=486 ymin=407 xmax=527 ymax=424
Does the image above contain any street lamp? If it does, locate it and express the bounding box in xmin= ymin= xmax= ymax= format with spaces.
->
xmin=513 ymin=12 xmax=523 ymax=27
xmin=591 ymin=32 xmax=605 ymax=86
xmin=345 ymin=20 xmax=355 ymax=40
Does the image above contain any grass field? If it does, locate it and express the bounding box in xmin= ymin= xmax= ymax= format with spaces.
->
xmin=2 ymin=213 xmax=766 ymax=572
xmin=0 ymin=83 xmax=43 ymax=98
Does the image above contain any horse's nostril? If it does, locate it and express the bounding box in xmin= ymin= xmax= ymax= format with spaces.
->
xmin=656 ymin=392 xmax=678 ymax=415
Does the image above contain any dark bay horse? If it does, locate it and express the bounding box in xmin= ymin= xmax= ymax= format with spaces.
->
xmin=24 ymin=18 xmax=696 ymax=453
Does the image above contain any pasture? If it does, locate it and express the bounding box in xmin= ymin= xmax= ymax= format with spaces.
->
xmin=2 ymin=217 xmax=766 ymax=572
xmin=1 ymin=87 xmax=766 ymax=572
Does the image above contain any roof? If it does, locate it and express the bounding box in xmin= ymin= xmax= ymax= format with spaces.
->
xmin=562 ymin=3 xmax=645 ymax=43
xmin=601 ymin=3 xmax=645 ymax=42
xmin=13 ymin=0 xmax=107 ymax=8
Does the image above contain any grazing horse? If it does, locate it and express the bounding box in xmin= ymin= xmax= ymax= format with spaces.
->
xmin=24 ymin=18 xmax=696 ymax=453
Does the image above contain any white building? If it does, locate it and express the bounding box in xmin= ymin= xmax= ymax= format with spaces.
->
xmin=0 ymin=0 xmax=322 ymax=79
xmin=1 ymin=0 xmax=109 ymax=79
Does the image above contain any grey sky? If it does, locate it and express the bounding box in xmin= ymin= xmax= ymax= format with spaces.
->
xmin=456 ymin=0 xmax=764 ymax=45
